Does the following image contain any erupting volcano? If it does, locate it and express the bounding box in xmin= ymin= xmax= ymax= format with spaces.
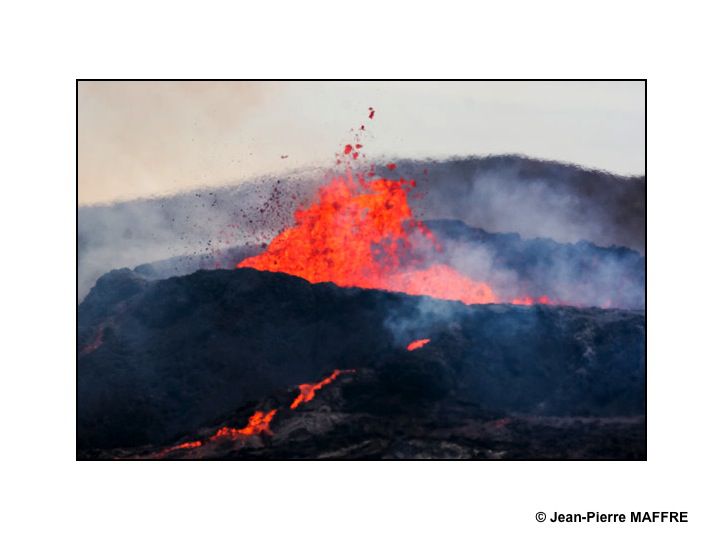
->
xmin=77 ymin=85 xmax=647 ymax=463
xmin=237 ymin=172 xmax=502 ymax=304
xmin=235 ymin=110 xmax=559 ymax=305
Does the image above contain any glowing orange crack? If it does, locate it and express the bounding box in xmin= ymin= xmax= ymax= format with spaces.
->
xmin=210 ymin=409 xmax=278 ymax=440
xmin=290 ymin=369 xmax=356 ymax=409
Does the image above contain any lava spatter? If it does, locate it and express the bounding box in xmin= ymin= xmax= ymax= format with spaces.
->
xmin=290 ymin=369 xmax=356 ymax=409
xmin=210 ymin=410 xmax=278 ymax=440
xmin=149 ymin=369 xmax=357 ymax=458
xmin=407 ymin=338 xmax=431 ymax=351
xmin=236 ymin=109 xmax=553 ymax=306
xmin=237 ymin=173 xmax=499 ymax=304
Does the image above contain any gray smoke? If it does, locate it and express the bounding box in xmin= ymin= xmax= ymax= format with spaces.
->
xmin=78 ymin=155 xmax=645 ymax=308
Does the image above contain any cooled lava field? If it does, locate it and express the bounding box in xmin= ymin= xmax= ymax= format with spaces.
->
xmin=78 ymin=266 xmax=645 ymax=459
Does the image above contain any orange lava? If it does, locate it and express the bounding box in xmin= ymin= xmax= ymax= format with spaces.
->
xmin=407 ymin=338 xmax=431 ymax=351
xmin=165 ymin=440 xmax=202 ymax=452
xmin=151 ymin=369 xmax=357 ymax=457
xmin=290 ymin=369 xmax=356 ymax=409
xmin=150 ymin=439 xmax=203 ymax=458
xmin=175 ymin=440 xmax=202 ymax=450
xmin=511 ymin=295 xmax=552 ymax=306
xmin=210 ymin=409 xmax=278 ymax=440
xmin=237 ymin=173 xmax=498 ymax=304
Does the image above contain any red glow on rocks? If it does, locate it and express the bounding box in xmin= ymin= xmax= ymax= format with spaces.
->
xmin=407 ymin=338 xmax=431 ymax=351
xmin=290 ymin=369 xmax=355 ymax=409
xmin=176 ymin=440 xmax=202 ymax=449
xmin=80 ymin=327 xmax=104 ymax=355
xmin=386 ymin=163 xmax=397 ymax=171
xmin=511 ymin=295 xmax=552 ymax=306
xmin=150 ymin=439 xmax=203 ymax=458
xmin=151 ymin=369 xmax=359 ymax=457
xmin=210 ymin=410 xmax=278 ymax=440
xmin=343 ymin=144 xmax=353 ymax=155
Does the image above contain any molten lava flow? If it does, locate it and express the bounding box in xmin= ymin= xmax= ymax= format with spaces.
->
xmin=150 ymin=410 xmax=277 ymax=457
xmin=387 ymin=265 xmax=497 ymax=304
xmin=407 ymin=338 xmax=431 ymax=351
xmin=210 ymin=409 xmax=278 ymax=440
xmin=151 ymin=368 xmax=358 ymax=457
xmin=511 ymin=295 xmax=552 ymax=306
xmin=290 ymin=369 xmax=355 ymax=409
xmin=237 ymin=173 xmax=498 ymax=304
xmin=174 ymin=440 xmax=203 ymax=450
xmin=149 ymin=439 xmax=203 ymax=458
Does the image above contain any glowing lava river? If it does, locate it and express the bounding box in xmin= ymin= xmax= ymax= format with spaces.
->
xmin=147 ymin=370 xmax=356 ymax=458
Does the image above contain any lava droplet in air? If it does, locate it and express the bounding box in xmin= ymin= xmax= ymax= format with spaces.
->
xmin=290 ymin=369 xmax=355 ymax=409
xmin=237 ymin=172 xmax=498 ymax=304
xmin=407 ymin=338 xmax=431 ymax=351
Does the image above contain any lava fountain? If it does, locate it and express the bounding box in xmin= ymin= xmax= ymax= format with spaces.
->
xmin=236 ymin=109 xmax=555 ymax=306
xmin=237 ymin=172 xmax=499 ymax=304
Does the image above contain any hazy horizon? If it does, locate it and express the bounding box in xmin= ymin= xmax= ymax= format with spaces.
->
xmin=78 ymin=81 xmax=645 ymax=205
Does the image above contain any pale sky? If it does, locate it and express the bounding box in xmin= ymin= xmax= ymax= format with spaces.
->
xmin=78 ymin=81 xmax=645 ymax=205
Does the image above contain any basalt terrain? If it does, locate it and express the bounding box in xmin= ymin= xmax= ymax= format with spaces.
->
xmin=78 ymin=267 xmax=645 ymax=459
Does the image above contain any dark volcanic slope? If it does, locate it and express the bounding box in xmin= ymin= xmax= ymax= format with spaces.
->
xmin=78 ymin=268 xmax=645 ymax=455
xmin=427 ymin=219 xmax=644 ymax=309
xmin=403 ymin=156 xmax=645 ymax=252
xmin=129 ymin=219 xmax=645 ymax=310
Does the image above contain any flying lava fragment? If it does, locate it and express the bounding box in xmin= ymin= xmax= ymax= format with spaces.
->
xmin=236 ymin=110 xmax=556 ymax=306
xmin=237 ymin=173 xmax=498 ymax=304
xmin=407 ymin=338 xmax=431 ymax=351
